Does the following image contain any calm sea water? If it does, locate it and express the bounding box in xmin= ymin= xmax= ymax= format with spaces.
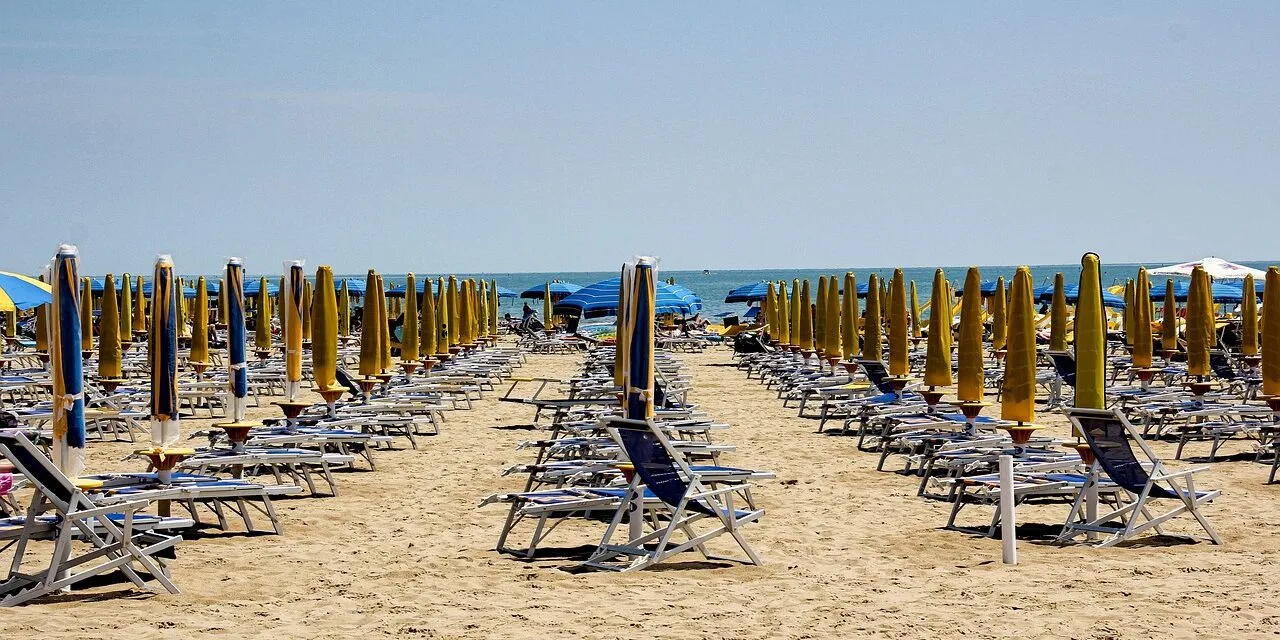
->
xmin=345 ymin=261 xmax=1279 ymax=322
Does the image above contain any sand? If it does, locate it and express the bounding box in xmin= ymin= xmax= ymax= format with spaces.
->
xmin=3 ymin=344 xmax=1279 ymax=639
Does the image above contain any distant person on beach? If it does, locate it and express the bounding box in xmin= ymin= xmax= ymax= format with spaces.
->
xmin=522 ymin=302 xmax=534 ymax=320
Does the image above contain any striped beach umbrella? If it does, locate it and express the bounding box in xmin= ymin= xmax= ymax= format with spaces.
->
xmin=150 ymin=255 xmax=181 ymax=447
xmin=49 ymin=246 xmax=87 ymax=477
xmin=1074 ymin=254 xmax=1106 ymax=409
xmin=312 ymin=265 xmax=339 ymax=394
xmin=624 ymin=258 xmax=656 ymax=420
xmin=613 ymin=265 xmax=630 ymax=389
xmin=283 ymin=261 xmax=306 ymax=400
xmin=0 ymin=270 xmax=52 ymax=312
xmin=226 ymin=258 xmax=250 ymax=421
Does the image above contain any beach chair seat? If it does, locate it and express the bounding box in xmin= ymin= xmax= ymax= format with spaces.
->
xmin=0 ymin=431 xmax=182 ymax=606
xmin=1058 ymin=407 xmax=1222 ymax=547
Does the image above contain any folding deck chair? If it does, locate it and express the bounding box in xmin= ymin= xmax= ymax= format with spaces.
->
xmin=580 ymin=417 xmax=764 ymax=572
xmin=1057 ymin=407 xmax=1222 ymax=547
xmin=0 ymin=431 xmax=182 ymax=606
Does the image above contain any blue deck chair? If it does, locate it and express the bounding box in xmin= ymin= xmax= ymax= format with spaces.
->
xmin=1209 ymin=351 xmax=1260 ymax=399
xmin=1045 ymin=350 xmax=1076 ymax=408
xmin=1058 ymin=408 xmax=1222 ymax=547
xmin=581 ymin=417 xmax=764 ymax=571
xmin=0 ymin=431 xmax=182 ymax=606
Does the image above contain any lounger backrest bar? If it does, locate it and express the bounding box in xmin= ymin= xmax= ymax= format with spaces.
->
xmin=1066 ymin=408 xmax=1176 ymax=499
xmin=605 ymin=417 xmax=715 ymax=516
xmin=0 ymin=432 xmax=76 ymax=504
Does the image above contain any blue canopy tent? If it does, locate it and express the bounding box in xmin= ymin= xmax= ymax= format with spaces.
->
xmin=521 ymin=281 xmax=582 ymax=301
xmin=1033 ymin=284 xmax=1127 ymax=309
xmin=725 ymin=281 xmax=769 ymax=303
xmin=555 ymin=277 xmax=702 ymax=319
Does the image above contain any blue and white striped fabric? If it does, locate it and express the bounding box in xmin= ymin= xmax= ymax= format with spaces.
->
xmin=49 ymin=246 xmax=86 ymax=477
xmin=151 ymin=255 xmax=181 ymax=447
xmin=725 ymin=281 xmax=769 ymax=303
xmin=226 ymin=258 xmax=249 ymax=420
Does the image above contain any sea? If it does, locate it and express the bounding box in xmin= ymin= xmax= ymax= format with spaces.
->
xmin=347 ymin=261 xmax=1279 ymax=324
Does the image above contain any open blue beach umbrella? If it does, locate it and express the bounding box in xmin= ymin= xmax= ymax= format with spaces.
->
xmin=556 ymin=277 xmax=701 ymax=319
xmin=226 ymin=258 xmax=249 ymax=421
xmin=0 ymin=270 xmax=52 ymax=312
xmin=725 ymin=281 xmax=769 ymax=303
xmin=1033 ymin=284 xmax=1127 ymax=309
xmin=385 ymin=279 xmax=439 ymax=298
xmin=242 ymin=278 xmax=281 ymax=297
xmin=955 ymin=279 xmax=1000 ymax=298
xmin=667 ymin=283 xmax=703 ymax=313
xmin=335 ymin=277 xmax=366 ymax=296
xmin=521 ymin=281 xmax=582 ymax=300
xmin=496 ymin=286 xmax=517 ymax=299
xmin=49 ymin=246 xmax=86 ymax=477
xmin=150 ymin=255 xmax=180 ymax=447
xmin=1144 ymin=280 xmax=1249 ymax=304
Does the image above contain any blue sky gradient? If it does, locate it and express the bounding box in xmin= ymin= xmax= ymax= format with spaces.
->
xmin=2 ymin=3 xmax=1277 ymax=276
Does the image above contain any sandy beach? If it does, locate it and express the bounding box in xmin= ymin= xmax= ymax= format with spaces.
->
xmin=1 ymin=343 xmax=1276 ymax=639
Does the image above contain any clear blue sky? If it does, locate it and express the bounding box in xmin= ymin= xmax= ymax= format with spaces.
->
xmin=2 ymin=3 xmax=1277 ymax=276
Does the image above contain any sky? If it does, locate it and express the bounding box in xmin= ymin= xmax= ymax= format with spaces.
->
xmin=1 ymin=3 xmax=1278 ymax=276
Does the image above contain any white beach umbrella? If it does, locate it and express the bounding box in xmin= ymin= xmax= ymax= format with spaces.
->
xmin=1150 ymin=257 xmax=1265 ymax=281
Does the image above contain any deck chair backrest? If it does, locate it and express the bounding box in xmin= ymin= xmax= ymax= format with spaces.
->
xmin=1046 ymin=350 xmax=1077 ymax=388
xmin=1067 ymin=408 xmax=1177 ymax=500
xmin=0 ymin=431 xmax=76 ymax=505
xmin=605 ymin=417 xmax=714 ymax=517
xmin=859 ymin=360 xmax=894 ymax=394
xmin=1208 ymin=351 xmax=1236 ymax=381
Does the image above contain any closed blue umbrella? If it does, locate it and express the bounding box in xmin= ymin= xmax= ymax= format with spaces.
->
xmin=150 ymin=255 xmax=180 ymax=447
xmin=520 ymin=281 xmax=582 ymax=300
xmin=49 ymin=245 xmax=86 ymax=477
xmin=226 ymin=258 xmax=249 ymax=421
xmin=725 ymin=281 xmax=769 ymax=303
xmin=555 ymin=277 xmax=701 ymax=319
xmin=625 ymin=259 xmax=655 ymax=420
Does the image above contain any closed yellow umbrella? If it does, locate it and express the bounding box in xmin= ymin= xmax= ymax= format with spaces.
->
xmin=338 ymin=279 xmax=351 ymax=337
xmin=283 ymin=262 xmax=306 ymax=400
xmin=191 ymin=276 xmax=209 ymax=366
xmin=35 ymin=278 xmax=49 ymax=352
xmin=79 ymin=277 xmax=93 ymax=354
xmin=797 ymin=279 xmax=814 ymax=353
xmin=776 ymin=281 xmax=790 ymax=345
xmin=459 ymin=279 xmax=473 ymax=346
xmin=421 ymin=276 xmax=438 ymax=362
xmin=436 ymin=277 xmax=450 ymax=357
xmin=1122 ymin=280 xmax=1135 ymax=346
xmin=175 ymin=277 xmax=188 ymax=339
xmin=841 ymin=273 xmax=858 ymax=361
xmin=446 ymin=276 xmax=460 ymax=349
xmin=98 ymin=274 xmax=122 ymax=379
xmin=862 ymin=274 xmax=881 ymax=361
xmin=1162 ymin=279 xmax=1178 ymax=356
xmin=302 ymin=279 xmax=313 ymax=343
xmin=312 ymin=266 xmax=339 ymax=397
xmin=217 ymin=278 xmax=227 ymax=327
xmin=924 ymin=269 xmax=952 ymax=388
xmin=541 ymin=282 xmax=552 ymax=335
xmin=764 ymin=283 xmax=777 ymax=340
xmin=790 ymin=279 xmax=801 ymax=349
xmin=377 ymin=275 xmax=392 ymax=372
xmin=119 ymin=272 xmax=133 ymax=345
xmin=888 ymin=269 xmax=908 ymax=377
xmin=1001 ymin=266 xmax=1036 ymax=423
xmin=4 ymin=309 xmax=13 ymax=340
xmin=133 ymin=274 xmax=146 ymax=334
xmin=1186 ymin=265 xmax=1211 ymax=378
xmin=254 ymin=277 xmax=271 ymax=353
xmin=957 ymin=267 xmax=984 ymax=403
xmin=1262 ymin=267 xmax=1280 ymax=397
xmin=1131 ymin=268 xmax=1153 ymax=369
xmin=909 ymin=280 xmax=922 ymax=340
xmin=1049 ymin=273 xmax=1068 ymax=351
xmin=489 ymin=279 xmax=501 ymax=338
xmin=815 ymin=276 xmax=828 ymax=355
xmin=478 ymin=280 xmax=489 ymax=343
xmin=402 ymin=273 xmax=420 ymax=364
xmin=990 ymin=276 xmax=1006 ymax=352
xmin=359 ymin=270 xmax=381 ymax=377
xmin=824 ymin=274 xmax=841 ymax=362
xmin=1075 ymin=254 xmax=1106 ymax=409
xmin=1242 ymin=274 xmax=1259 ymax=358
xmin=277 ymin=277 xmax=286 ymax=344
